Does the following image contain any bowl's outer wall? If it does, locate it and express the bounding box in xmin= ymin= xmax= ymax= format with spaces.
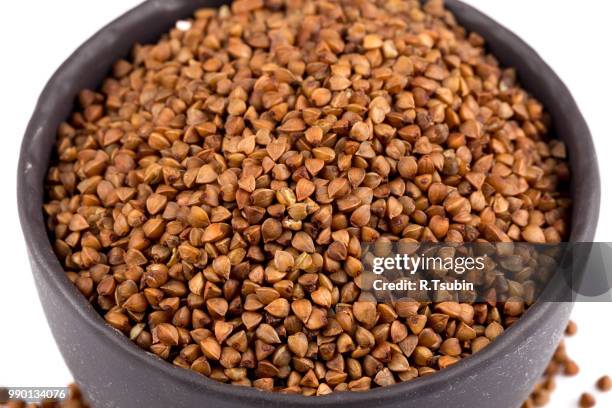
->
xmin=18 ymin=0 xmax=599 ymax=407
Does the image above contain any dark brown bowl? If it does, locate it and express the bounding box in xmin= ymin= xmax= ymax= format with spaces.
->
xmin=17 ymin=1 xmax=600 ymax=407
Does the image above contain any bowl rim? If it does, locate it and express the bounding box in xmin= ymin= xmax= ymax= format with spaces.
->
xmin=17 ymin=0 xmax=600 ymax=405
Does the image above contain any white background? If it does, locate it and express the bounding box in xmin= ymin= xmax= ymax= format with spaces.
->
xmin=0 ymin=1 xmax=610 ymax=407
